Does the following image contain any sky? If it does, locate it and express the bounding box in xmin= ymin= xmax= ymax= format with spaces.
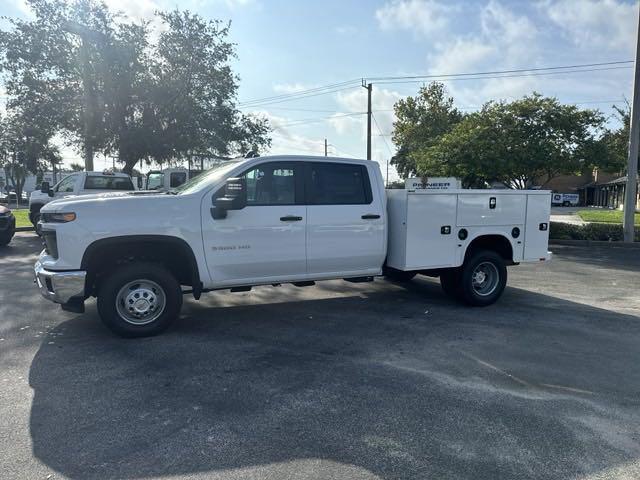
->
xmin=0 ymin=0 xmax=638 ymax=180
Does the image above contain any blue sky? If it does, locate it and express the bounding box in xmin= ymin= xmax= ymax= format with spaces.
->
xmin=1 ymin=0 xmax=638 ymax=178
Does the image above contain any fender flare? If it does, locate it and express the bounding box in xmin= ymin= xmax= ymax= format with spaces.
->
xmin=80 ymin=235 xmax=203 ymax=299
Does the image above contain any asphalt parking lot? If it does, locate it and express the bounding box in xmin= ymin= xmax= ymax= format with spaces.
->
xmin=1 ymin=233 xmax=640 ymax=480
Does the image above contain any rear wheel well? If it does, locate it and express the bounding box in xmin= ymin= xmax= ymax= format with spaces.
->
xmin=464 ymin=235 xmax=514 ymax=264
xmin=81 ymin=236 xmax=201 ymax=298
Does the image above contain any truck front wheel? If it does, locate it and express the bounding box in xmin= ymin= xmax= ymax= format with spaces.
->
xmin=458 ymin=250 xmax=507 ymax=306
xmin=97 ymin=262 xmax=183 ymax=338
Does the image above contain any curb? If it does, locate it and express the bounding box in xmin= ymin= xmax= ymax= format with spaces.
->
xmin=550 ymin=239 xmax=640 ymax=248
xmin=16 ymin=226 xmax=35 ymax=232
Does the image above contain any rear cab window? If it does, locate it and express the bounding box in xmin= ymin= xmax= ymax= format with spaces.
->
xmin=306 ymin=162 xmax=372 ymax=205
xmin=84 ymin=176 xmax=135 ymax=190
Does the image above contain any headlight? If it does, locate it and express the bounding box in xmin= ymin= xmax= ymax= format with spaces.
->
xmin=41 ymin=212 xmax=76 ymax=223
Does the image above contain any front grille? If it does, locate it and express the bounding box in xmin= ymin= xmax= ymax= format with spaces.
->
xmin=42 ymin=230 xmax=59 ymax=259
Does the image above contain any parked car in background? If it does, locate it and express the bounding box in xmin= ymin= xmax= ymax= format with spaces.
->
xmin=34 ymin=155 xmax=551 ymax=338
xmin=0 ymin=205 xmax=16 ymax=246
xmin=551 ymin=193 xmax=579 ymax=207
xmin=28 ymin=171 xmax=136 ymax=226
xmin=145 ymin=168 xmax=204 ymax=191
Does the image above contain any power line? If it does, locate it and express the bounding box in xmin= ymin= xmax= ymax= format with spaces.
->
xmin=238 ymin=82 xmax=361 ymax=108
xmin=371 ymin=66 xmax=633 ymax=86
xmin=372 ymin=113 xmax=394 ymax=156
xmin=365 ymin=60 xmax=634 ymax=82
xmin=237 ymin=60 xmax=632 ymax=109
xmin=271 ymin=111 xmax=365 ymax=129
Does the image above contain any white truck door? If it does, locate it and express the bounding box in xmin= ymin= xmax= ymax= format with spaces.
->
xmin=201 ymin=161 xmax=307 ymax=286
xmin=306 ymin=162 xmax=385 ymax=277
xmin=405 ymin=193 xmax=458 ymax=269
xmin=523 ymin=193 xmax=551 ymax=260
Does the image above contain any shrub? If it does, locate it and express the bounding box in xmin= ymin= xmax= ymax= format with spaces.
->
xmin=550 ymin=222 xmax=640 ymax=242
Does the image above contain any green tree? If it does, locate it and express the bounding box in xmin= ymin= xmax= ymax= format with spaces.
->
xmin=598 ymin=103 xmax=633 ymax=174
xmin=0 ymin=0 xmax=271 ymax=174
xmin=391 ymin=82 xmax=463 ymax=178
xmin=420 ymin=94 xmax=607 ymax=188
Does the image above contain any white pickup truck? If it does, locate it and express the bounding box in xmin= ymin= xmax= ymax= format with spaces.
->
xmin=34 ymin=155 xmax=551 ymax=337
xmin=28 ymin=171 xmax=135 ymax=226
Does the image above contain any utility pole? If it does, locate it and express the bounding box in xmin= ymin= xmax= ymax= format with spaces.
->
xmin=324 ymin=138 xmax=328 ymax=156
xmin=362 ymin=80 xmax=372 ymax=160
xmin=624 ymin=8 xmax=640 ymax=242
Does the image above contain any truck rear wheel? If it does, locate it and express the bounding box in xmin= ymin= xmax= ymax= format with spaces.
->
xmin=458 ymin=250 xmax=507 ymax=306
xmin=97 ymin=262 xmax=182 ymax=338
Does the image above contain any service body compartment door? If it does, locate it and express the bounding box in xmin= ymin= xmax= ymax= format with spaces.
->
xmin=457 ymin=193 xmax=526 ymax=226
xmin=524 ymin=194 xmax=551 ymax=260
xmin=405 ymin=193 xmax=457 ymax=269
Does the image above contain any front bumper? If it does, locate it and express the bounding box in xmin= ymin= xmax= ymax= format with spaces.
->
xmin=34 ymin=260 xmax=86 ymax=304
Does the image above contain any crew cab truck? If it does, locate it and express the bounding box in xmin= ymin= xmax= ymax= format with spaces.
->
xmin=28 ymin=171 xmax=135 ymax=226
xmin=34 ymin=155 xmax=551 ymax=337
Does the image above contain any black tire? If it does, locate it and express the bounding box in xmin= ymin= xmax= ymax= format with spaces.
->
xmin=0 ymin=229 xmax=13 ymax=246
xmin=384 ymin=267 xmax=417 ymax=282
xmin=97 ymin=262 xmax=183 ymax=338
xmin=439 ymin=268 xmax=462 ymax=299
xmin=31 ymin=211 xmax=43 ymax=235
xmin=30 ymin=210 xmax=41 ymax=226
xmin=458 ymin=250 xmax=507 ymax=306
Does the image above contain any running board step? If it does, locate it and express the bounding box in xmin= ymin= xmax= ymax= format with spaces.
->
xmin=293 ymin=281 xmax=315 ymax=287
xmin=344 ymin=276 xmax=374 ymax=283
xmin=230 ymin=286 xmax=252 ymax=292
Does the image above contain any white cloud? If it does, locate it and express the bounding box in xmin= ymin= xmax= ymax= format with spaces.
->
xmin=375 ymin=0 xmax=456 ymax=37
xmin=103 ymin=0 xmax=159 ymax=21
xmin=542 ymin=0 xmax=637 ymax=51
xmin=272 ymin=83 xmax=319 ymax=94
xmin=420 ymin=1 xmax=543 ymax=106
xmin=429 ymin=38 xmax=494 ymax=74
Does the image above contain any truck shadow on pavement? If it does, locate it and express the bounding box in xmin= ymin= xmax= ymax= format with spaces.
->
xmin=28 ymin=279 xmax=640 ymax=480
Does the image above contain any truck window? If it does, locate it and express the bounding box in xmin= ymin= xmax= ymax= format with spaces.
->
xmin=55 ymin=175 xmax=76 ymax=193
xmin=84 ymin=176 xmax=134 ymax=190
xmin=308 ymin=163 xmax=371 ymax=205
xmin=170 ymin=172 xmax=187 ymax=188
xmin=243 ymin=163 xmax=297 ymax=205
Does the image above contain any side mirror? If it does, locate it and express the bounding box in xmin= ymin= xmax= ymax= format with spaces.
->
xmin=41 ymin=181 xmax=53 ymax=197
xmin=210 ymin=177 xmax=247 ymax=220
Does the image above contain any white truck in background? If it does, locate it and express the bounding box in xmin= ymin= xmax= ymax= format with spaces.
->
xmin=28 ymin=171 xmax=136 ymax=226
xmin=145 ymin=168 xmax=203 ymax=191
xmin=551 ymin=193 xmax=580 ymax=207
xmin=34 ymin=155 xmax=551 ymax=337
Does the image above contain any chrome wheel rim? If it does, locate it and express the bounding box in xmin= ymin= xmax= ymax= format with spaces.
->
xmin=471 ymin=262 xmax=499 ymax=297
xmin=115 ymin=279 xmax=166 ymax=325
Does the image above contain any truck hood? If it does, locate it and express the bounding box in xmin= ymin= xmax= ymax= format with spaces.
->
xmin=41 ymin=191 xmax=171 ymax=213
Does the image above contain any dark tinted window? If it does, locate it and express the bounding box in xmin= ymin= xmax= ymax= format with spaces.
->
xmin=170 ymin=172 xmax=187 ymax=188
xmin=309 ymin=163 xmax=370 ymax=205
xmin=243 ymin=163 xmax=297 ymax=205
xmin=84 ymin=176 xmax=134 ymax=190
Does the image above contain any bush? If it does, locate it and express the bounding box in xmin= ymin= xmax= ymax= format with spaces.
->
xmin=550 ymin=222 xmax=640 ymax=242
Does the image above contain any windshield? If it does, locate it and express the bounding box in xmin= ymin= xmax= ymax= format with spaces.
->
xmin=174 ymin=160 xmax=243 ymax=195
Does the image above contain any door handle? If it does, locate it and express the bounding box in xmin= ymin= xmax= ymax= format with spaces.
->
xmin=361 ymin=214 xmax=381 ymax=220
xmin=280 ymin=215 xmax=303 ymax=222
